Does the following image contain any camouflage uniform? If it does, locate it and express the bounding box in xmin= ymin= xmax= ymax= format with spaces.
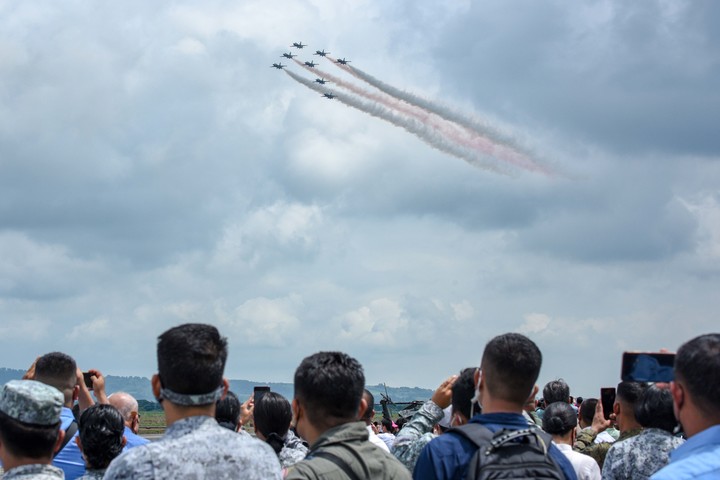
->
xmin=279 ymin=429 xmax=310 ymax=469
xmin=0 ymin=381 xmax=65 ymax=480
xmin=103 ymin=415 xmax=282 ymax=479
xmin=574 ymin=427 xmax=642 ymax=470
xmin=602 ymin=428 xmax=684 ymax=480
xmin=77 ymin=470 xmax=105 ymax=480
xmin=1 ymin=465 xmax=64 ymax=479
xmin=391 ymin=399 xmax=443 ymax=472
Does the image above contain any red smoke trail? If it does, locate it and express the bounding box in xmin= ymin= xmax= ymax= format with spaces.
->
xmin=326 ymin=57 xmax=553 ymax=175
xmin=295 ymin=60 xmax=547 ymax=175
xmin=284 ymin=69 xmax=509 ymax=174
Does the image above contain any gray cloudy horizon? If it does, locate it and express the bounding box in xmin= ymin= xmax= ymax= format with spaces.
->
xmin=1 ymin=0 xmax=719 ymax=398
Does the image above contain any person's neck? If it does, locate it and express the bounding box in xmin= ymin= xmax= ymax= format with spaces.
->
xmin=680 ymin=406 xmax=720 ymax=438
xmin=1 ymin=455 xmax=53 ymax=472
xmin=618 ymin=413 xmax=641 ymax=433
xmin=480 ymin=396 xmax=523 ymax=415
xmin=552 ymin=433 xmax=573 ymax=446
xmin=162 ymin=402 xmax=214 ymax=427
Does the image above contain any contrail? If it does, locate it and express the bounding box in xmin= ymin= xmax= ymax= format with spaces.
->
xmin=295 ymin=60 xmax=548 ymax=174
xmin=285 ymin=69 xmax=511 ymax=175
xmin=326 ymin=57 xmax=550 ymax=173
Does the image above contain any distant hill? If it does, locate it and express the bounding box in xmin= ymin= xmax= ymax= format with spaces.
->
xmin=0 ymin=368 xmax=432 ymax=410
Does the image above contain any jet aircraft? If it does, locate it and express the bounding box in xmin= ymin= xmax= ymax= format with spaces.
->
xmin=271 ymin=63 xmax=286 ymax=69
xmin=322 ymin=93 xmax=335 ymax=99
xmin=281 ymin=52 xmax=296 ymax=59
xmin=336 ymin=58 xmax=351 ymax=65
xmin=314 ymin=49 xmax=329 ymax=57
xmin=291 ymin=42 xmax=306 ymax=49
xmin=315 ymin=78 xmax=329 ymax=84
xmin=304 ymin=61 xmax=318 ymax=68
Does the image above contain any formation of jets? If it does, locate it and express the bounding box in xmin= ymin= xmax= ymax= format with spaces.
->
xmin=274 ymin=43 xmax=351 ymax=101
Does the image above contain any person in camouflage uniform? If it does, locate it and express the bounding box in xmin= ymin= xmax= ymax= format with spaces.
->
xmin=103 ymin=323 xmax=281 ymax=480
xmin=602 ymin=385 xmax=683 ymax=480
xmin=573 ymin=381 xmax=646 ymax=470
xmin=391 ymin=375 xmax=455 ymax=471
xmin=0 ymin=379 xmax=66 ymax=480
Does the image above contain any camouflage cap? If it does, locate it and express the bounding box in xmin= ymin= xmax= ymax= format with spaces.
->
xmin=0 ymin=379 xmax=63 ymax=426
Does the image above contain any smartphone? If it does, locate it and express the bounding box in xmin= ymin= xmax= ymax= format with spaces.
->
xmin=83 ymin=372 xmax=94 ymax=390
xmin=600 ymin=387 xmax=616 ymax=420
xmin=254 ymin=386 xmax=270 ymax=406
xmin=621 ymin=352 xmax=675 ymax=382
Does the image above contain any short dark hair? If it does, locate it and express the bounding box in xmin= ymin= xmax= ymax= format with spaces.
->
xmin=34 ymin=352 xmax=77 ymax=403
xmin=481 ymin=333 xmax=542 ymax=405
xmin=78 ymin=404 xmax=125 ymax=469
xmin=157 ymin=323 xmax=228 ymax=395
xmin=674 ymin=333 xmax=720 ymax=416
xmin=0 ymin=410 xmax=61 ymax=459
xmin=253 ymin=392 xmax=292 ymax=455
xmin=294 ymin=352 xmax=364 ymax=430
xmin=616 ymin=381 xmax=647 ymax=408
xmin=543 ymin=379 xmax=570 ymax=405
xmin=452 ymin=368 xmax=481 ymax=420
xmin=542 ymin=401 xmax=577 ymax=435
xmin=635 ymin=385 xmax=677 ymax=433
xmin=361 ymin=389 xmax=375 ymax=422
xmin=579 ymin=398 xmax=598 ymax=426
xmin=215 ymin=391 xmax=241 ymax=431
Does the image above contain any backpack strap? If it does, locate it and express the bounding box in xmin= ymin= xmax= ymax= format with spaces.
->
xmin=310 ymin=451 xmax=363 ymax=480
xmin=448 ymin=422 xmax=495 ymax=452
xmin=54 ymin=420 xmax=78 ymax=458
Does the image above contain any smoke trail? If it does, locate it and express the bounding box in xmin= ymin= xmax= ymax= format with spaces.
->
xmin=285 ymin=69 xmax=511 ymax=175
xmin=295 ymin=60 xmax=547 ymax=174
xmin=327 ymin=57 xmax=542 ymax=163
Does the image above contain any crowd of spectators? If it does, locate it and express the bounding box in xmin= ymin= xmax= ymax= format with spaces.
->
xmin=0 ymin=325 xmax=718 ymax=479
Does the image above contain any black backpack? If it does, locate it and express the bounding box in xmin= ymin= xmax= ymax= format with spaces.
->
xmin=449 ymin=423 xmax=565 ymax=480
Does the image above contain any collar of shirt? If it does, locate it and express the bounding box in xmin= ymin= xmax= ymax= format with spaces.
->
xmin=164 ymin=415 xmax=217 ymax=439
xmin=469 ymin=412 xmax=530 ymax=430
xmin=670 ymin=424 xmax=720 ymax=462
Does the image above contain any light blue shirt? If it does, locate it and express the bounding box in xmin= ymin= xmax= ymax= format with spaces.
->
xmin=122 ymin=425 xmax=150 ymax=450
xmin=53 ymin=407 xmax=85 ymax=479
xmin=651 ymin=424 xmax=720 ymax=479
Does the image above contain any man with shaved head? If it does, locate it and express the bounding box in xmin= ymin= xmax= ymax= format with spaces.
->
xmin=108 ymin=392 xmax=149 ymax=450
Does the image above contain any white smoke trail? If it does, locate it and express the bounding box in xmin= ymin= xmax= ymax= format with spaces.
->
xmin=295 ymin=60 xmax=547 ymax=174
xmin=285 ymin=69 xmax=511 ymax=175
xmin=326 ymin=57 xmax=549 ymax=173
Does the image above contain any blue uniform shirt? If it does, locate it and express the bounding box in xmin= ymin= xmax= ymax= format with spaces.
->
xmin=122 ymin=425 xmax=150 ymax=450
xmin=413 ymin=412 xmax=577 ymax=480
xmin=53 ymin=407 xmax=85 ymax=479
xmin=651 ymin=424 xmax=720 ymax=479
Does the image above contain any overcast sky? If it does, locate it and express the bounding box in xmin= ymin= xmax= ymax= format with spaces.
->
xmin=1 ymin=0 xmax=718 ymax=398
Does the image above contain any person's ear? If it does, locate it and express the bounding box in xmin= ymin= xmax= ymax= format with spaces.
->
xmin=220 ymin=378 xmax=230 ymax=401
xmin=121 ymin=435 xmax=127 ymax=448
xmin=531 ymin=385 xmax=539 ymax=400
xmin=73 ymin=385 xmax=80 ymax=402
xmin=671 ymin=382 xmax=684 ymax=411
xmin=613 ymin=402 xmax=621 ymax=417
xmin=357 ymin=397 xmax=368 ymax=420
xmin=55 ymin=428 xmax=66 ymax=454
xmin=292 ymin=398 xmax=303 ymax=424
xmin=151 ymin=374 xmax=162 ymax=399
